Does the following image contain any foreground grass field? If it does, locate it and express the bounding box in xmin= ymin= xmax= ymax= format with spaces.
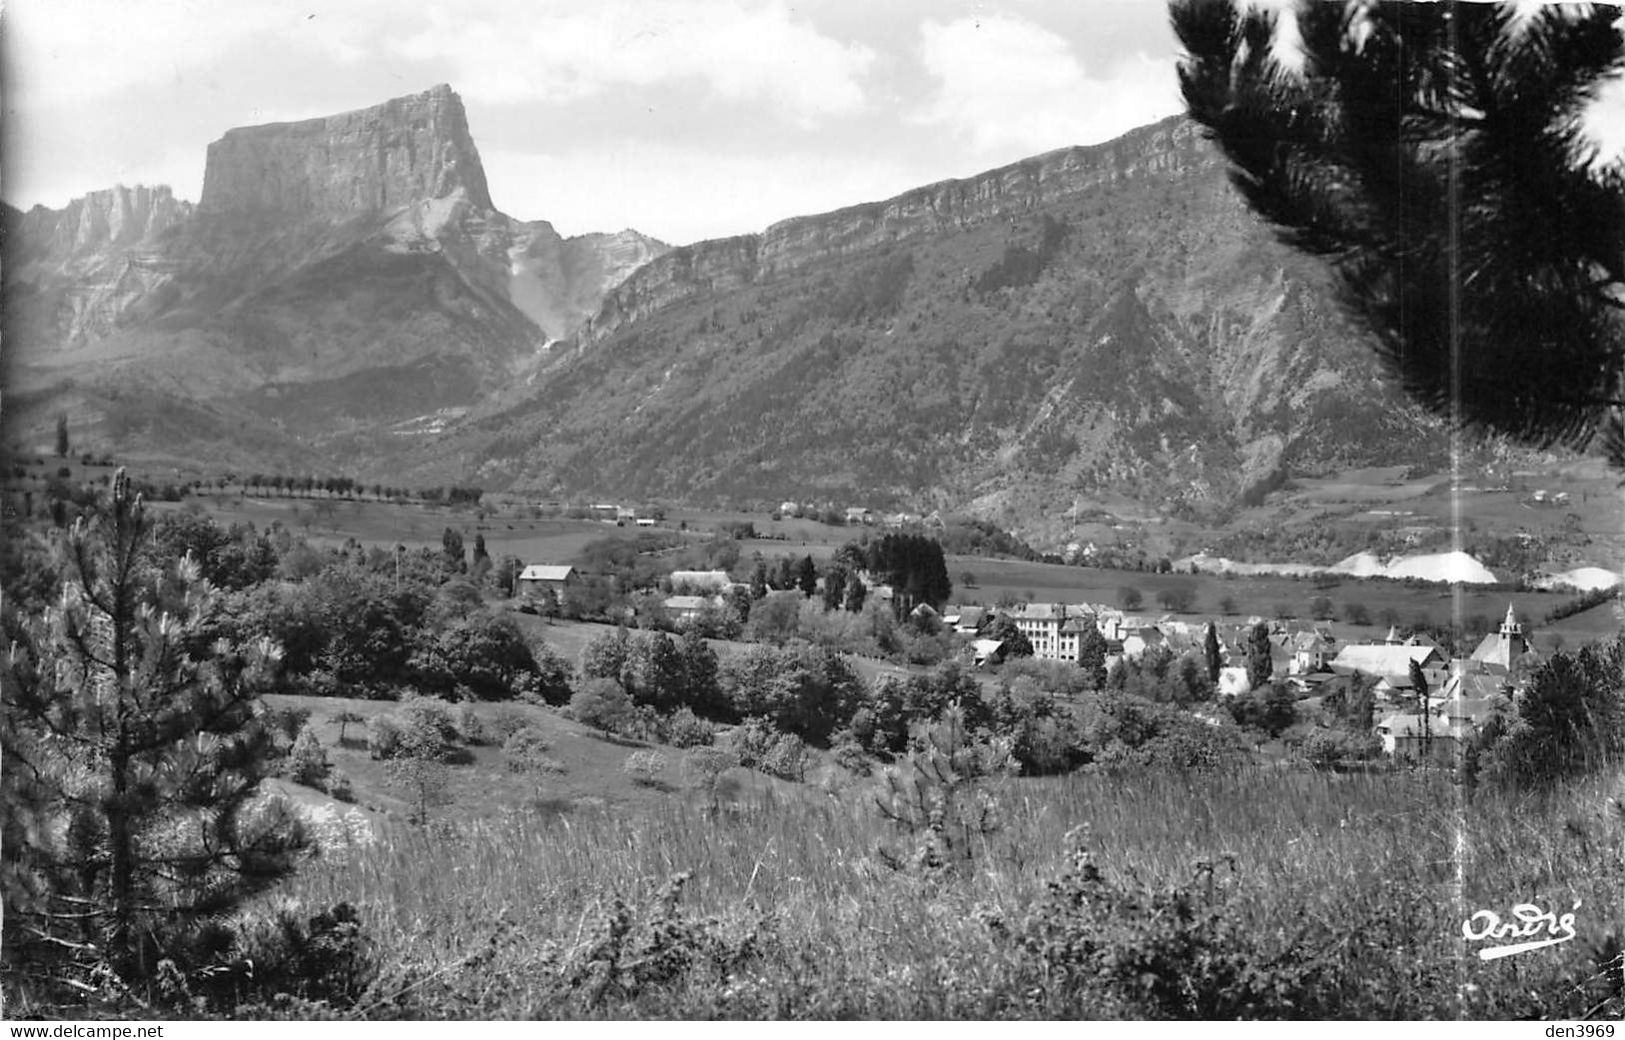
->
xmin=266 ymin=763 xmax=1623 ymax=1019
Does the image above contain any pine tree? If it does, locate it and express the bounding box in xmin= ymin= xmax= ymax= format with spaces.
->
xmin=1 ymin=469 xmax=306 ymax=985
xmin=1173 ymin=0 xmax=1625 ymax=458
xmin=54 ymin=414 xmax=70 ymax=458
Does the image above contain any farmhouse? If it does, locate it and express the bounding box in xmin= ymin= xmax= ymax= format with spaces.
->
xmin=1120 ymin=625 xmax=1166 ymax=661
xmin=969 ymin=638 xmax=1006 ymax=667
xmin=954 ymin=606 xmax=988 ymax=634
xmin=662 ymin=595 xmax=714 ymax=624
xmin=1374 ymin=713 xmax=1474 ymax=764
xmin=1290 ymin=631 xmax=1338 ymax=675
xmin=518 ymin=564 xmax=576 ymax=599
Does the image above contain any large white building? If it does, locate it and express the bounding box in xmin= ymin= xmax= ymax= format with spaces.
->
xmin=1007 ymin=603 xmax=1100 ymax=662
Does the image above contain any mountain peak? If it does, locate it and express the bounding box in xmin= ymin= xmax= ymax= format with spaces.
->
xmin=198 ymin=84 xmax=493 ymax=218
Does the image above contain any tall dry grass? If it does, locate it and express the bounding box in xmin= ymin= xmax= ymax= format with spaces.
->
xmin=272 ymin=765 xmax=1623 ymax=1018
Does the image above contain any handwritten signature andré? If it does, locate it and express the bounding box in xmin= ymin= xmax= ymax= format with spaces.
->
xmin=1461 ymin=901 xmax=1580 ymax=960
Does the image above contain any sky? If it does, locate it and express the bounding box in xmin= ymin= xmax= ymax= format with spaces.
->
xmin=0 ymin=0 xmax=1188 ymax=244
xmin=5 ymin=2 xmax=1624 ymax=246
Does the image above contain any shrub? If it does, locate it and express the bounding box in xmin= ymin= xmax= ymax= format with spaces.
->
xmin=369 ymin=698 xmax=459 ymax=761
xmin=723 ymin=717 xmax=779 ymax=769
xmin=368 ymin=715 xmax=404 ymax=760
xmin=621 ymin=705 xmax=670 ymax=744
xmin=489 ymin=706 xmax=531 ymax=743
xmin=178 ymin=902 xmax=378 ymax=1012
xmin=999 ymin=830 xmax=1341 ymax=1018
xmin=760 ymin=733 xmax=808 ymax=782
xmin=667 ymin=707 xmax=715 ymax=749
xmin=326 ymin=771 xmax=355 ymax=803
xmin=391 ymin=697 xmax=460 ymax=760
xmin=503 ymin=725 xmax=552 ymax=759
xmin=571 ymin=678 xmax=635 ymax=734
xmin=458 ymin=704 xmax=491 ymax=745
xmin=831 ymin=732 xmax=871 ymax=775
xmin=287 ymin=728 xmax=330 ymax=787
xmin=624 ymin=749 xmax=668 ymax=787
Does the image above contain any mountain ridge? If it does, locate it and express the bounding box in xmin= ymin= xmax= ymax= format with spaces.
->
xmin=4 ymin=85 xmax=669 ymax=473
xmin=5 ymin=89 xmax=1456 ymax=542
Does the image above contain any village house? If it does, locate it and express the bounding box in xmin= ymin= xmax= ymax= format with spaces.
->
xmin=1290 ymin=630 xmax=1338 ymax=676
xmin=954 ymin=606 xmax=989 ymax=634
xmin=661 ymin=595 xmax=715 ymax=625
xmin=941 ymin=605 xmax=987 ymax=634
xmin=1374 ymin=713 xmax=1474 ymax=765
xmin=518 ymin=564 xmax=576 ymax=599
xmin=1120 ymin=624 xmax=1167 ymax=660
xmin=969 ymin=637 xmax=1006 ymax=667
xmin=1328 ymin=640 xmax=1448 ymax=702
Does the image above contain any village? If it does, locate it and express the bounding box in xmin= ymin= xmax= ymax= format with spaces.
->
xmin=511 ymin=550 xmax=1538 ymax=767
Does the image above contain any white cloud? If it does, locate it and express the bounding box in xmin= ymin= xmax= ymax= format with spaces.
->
xmin=3 ymin=0 xmax=388 ymax=108
xmin=915 ymin=14 xmax=1181 ymax=156
xmin=386 ymin=0 xmax=875 ymax=124
xmin=483 ymin=143 xmax=921 ymax=244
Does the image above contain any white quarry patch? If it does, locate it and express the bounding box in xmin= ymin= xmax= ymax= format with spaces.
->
xmin=1531 ymin=566 xmax=1622 ymax=592
xmin=1180 ymin=548 xmax=1502 ymax=585
xmin=1380 ymin=551 xmax=1498 ymax=584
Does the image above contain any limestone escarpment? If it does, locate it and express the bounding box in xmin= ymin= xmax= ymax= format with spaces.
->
xmin=198 ymin=83 xmax=493 ymax=218
xmin=584 ymin=117 xmax=1213 ymax=342
xmin=758 ymin=119 xmax=1210 ymax=272
xmin=4 ymin=185 xmax=195 ymax=346
xmin=11 ymin=184 xmax=193 ymax=265
xmin=583 ymin=235 xmax=759 ymax=341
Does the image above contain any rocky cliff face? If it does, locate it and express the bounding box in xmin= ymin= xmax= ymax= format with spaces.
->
xmin=199 ymin=84 xmax=493 ymax=218
xmin=5 ymin=185 xmax=194 ymax=345
xmin=11 ymin=184 xmax=193 ymax=264
xmin=585 ymin=119 xmax=1209 ymax=342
